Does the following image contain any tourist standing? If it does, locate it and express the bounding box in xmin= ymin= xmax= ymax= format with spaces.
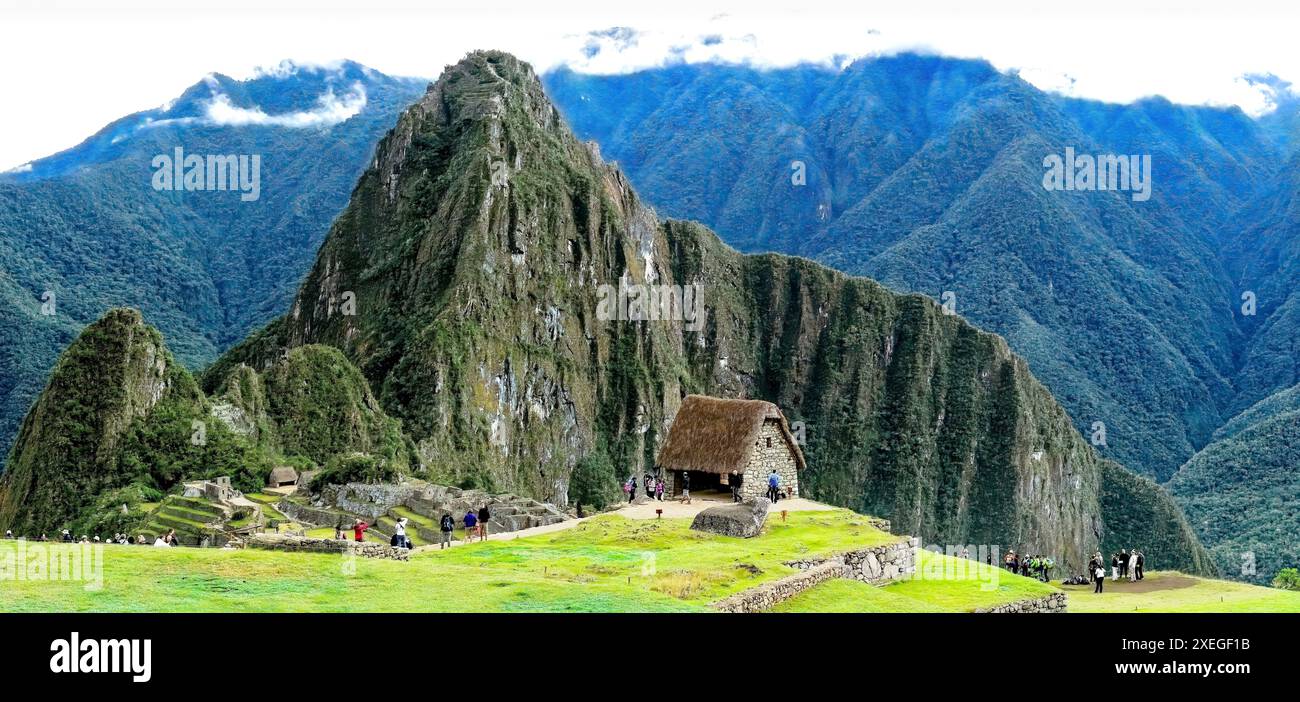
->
xmin=644 ymin=472 xmax=654 ymax=499
xmin=353 ymin=519 xmax=370 ymax=543
xmin=463 ymin=509 xmax=478 ymax=542
xmin=767 ymin=469 xmax=781 ymax=503
xmin=477 ymin=504 xmax=491 ymax=541
xmin=655 ymin=476 xmax=665 ymax=501
xmin=1135 ymin=550 xmax=1145 ymax=580
xmin=626 ymin=475 xmax=637 ymax=504
xmin=393 ymin=518 xmax=410 ymax=549
xmin=729 ymin=470 xmax=741 ymax=502
xmin=1110 ymin=553 xmax=1120 ymax=581
xmin=680 ymin=472 xmax=691 ymax=504
xmin=1093 ymin=560 xmax=1105 ymax=593
xmin=439 ymin=513 xmax=455 ymax=549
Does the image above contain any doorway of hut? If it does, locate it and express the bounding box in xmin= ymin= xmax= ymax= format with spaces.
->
xmin=671 ymin=469 xmax=731 ymax=499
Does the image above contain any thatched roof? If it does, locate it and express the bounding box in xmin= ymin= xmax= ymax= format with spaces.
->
xmin=267 ymin=466 xmax=299 ymax=485
xmin=656 ymin=395 xmax=806 ymax=475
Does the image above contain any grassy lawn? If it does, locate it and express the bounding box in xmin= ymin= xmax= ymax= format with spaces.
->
xmin=1063 ymin=572 xmax=1300 ymax=613
xmin=0 ymin=510 xmax=897 ymax=613
xmin=775 ymin=551 xmax=1058 ymax=613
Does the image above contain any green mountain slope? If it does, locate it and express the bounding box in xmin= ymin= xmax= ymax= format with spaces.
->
xmin=208 ymin=51 xmax=1211 ymax=575
xmin=0 ymin=311 xmax=412 ymax=535
xmin=1168 ymin=390 xmax=1300 ymax=584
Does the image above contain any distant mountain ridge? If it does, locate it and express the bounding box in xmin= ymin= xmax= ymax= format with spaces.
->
xmin=0 ymin=60 xmax=426 ymax=461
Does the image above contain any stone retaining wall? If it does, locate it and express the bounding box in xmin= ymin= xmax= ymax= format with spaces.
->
xmin=241 ymin=534 xmax=410 ymax=560
xmin=713 ymin=561 xmax=844 ymax=613
xmin=973 ymin=592 xmax=1067 ymax=613
xmin=714 ymin=539 xmax=917 ymax=612
xmin=842 ymin=539 xmax=917 ymax=582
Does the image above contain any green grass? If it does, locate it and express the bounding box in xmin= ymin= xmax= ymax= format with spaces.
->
xmin=775 ymin=551 xmax=1058 ymax=613
xmin=1063 ymin=572 xmax=1300 ymax=613
xmin=0 ymin=510 xmax=895 ymax=612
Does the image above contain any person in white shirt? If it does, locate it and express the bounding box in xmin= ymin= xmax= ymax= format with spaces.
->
xmin=153 ymin=536 xmax=170 ymax=547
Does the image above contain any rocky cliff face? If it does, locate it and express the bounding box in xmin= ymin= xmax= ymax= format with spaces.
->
xmin=205 ymin=51 xmax=1211 ymax=574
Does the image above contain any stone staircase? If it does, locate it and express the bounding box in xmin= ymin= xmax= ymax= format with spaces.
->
xmin=140 ymin=495 xmax=231 ymax=546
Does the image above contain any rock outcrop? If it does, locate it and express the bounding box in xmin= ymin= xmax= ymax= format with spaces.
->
xmin=691 ymin=498 xmax=769 ymax=538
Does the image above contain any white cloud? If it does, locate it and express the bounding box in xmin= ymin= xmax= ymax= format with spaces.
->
xmin=3 ymin=0 xmax=1300 ymax=170
xmin=202 ymin=83 xmax=367 ymax=128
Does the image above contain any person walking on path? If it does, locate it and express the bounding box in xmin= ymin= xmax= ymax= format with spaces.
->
xmin=1134 ymin=550 xmax=1145 ymax=580
xmin=439 ymin=513 xmax=455 ymax=549
xmin=679 ymin=472 xmax=691 ymax=504
xmin=625 ymin=475 xmax=637 ymax=504
xmin=654 ymin=476 xmax=665 ymax=501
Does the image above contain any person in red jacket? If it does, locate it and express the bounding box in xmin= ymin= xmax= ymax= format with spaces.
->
xmin=353 ymin=519 xmax=369 ymax=542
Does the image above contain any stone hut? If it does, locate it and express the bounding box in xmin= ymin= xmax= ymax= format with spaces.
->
xmin=656 ymin=395 xmax=805 ymax=500
xmin=267 ymin=466 xmax=299 ymax=488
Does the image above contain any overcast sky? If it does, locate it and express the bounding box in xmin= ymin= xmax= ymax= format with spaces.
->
xmin=2 ymin=0 xmax=1298 ymax=171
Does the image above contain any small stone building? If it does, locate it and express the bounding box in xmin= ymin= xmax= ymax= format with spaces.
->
xmin=267 ymin=466 xmax=299 ymax=488
xmin=656 ymin=395 xmax=805 ymax=500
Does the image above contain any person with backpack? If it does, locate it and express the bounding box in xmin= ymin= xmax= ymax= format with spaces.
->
xmin=477 ymin=504 xmax=491 ymax=541
xmin=439 ymin=513 xmax=455 ymax=549
xmin=463 ymin=510 xmax=478 ymax=542
xmin=767 ymin=469 xmax=781 ymax=502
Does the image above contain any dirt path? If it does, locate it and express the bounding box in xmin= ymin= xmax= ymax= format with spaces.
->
xmin=1060 ymin=572 xmax=1197 ymax=595
xmin=411 ymin=493 xmax=832 ymax=554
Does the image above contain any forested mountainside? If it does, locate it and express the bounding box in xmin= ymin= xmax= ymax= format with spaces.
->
xmin=543 ymin=55 xmax=1287 ymax=483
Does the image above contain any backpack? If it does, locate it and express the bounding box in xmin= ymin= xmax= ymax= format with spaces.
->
xmin=441 ymin=516 xmax=453 ymax=531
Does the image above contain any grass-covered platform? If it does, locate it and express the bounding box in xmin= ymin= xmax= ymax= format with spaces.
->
xmin=0 ymin=510 xmax=896 ymax=613
xmin=3 ymin=509 xmax=1296 ymax=613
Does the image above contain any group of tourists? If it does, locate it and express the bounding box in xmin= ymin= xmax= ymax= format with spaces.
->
xmin=624 ymin=473 xmax=667 ymax=503
xmin=3 ymin=528 xmax=178 ymax=546
xmin=1088 ymin=548 xmax=1144 ymax=592
xmin=1002 ymin=550 xmax=1055 ymax=582
xmin=342 ymin=505 xmax=495 ymax=550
